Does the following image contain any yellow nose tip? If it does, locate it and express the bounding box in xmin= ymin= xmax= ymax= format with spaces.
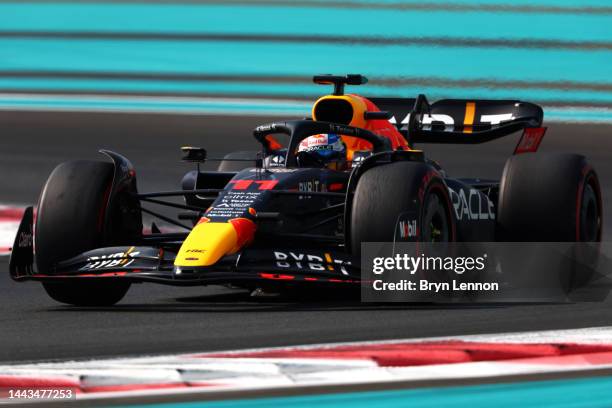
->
xmin=174 ymin=218 xmax=255 ymax=267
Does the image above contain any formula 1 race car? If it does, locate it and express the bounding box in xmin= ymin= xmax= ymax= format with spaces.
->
xmin=9 ymin=74 xmax=603 ymax=305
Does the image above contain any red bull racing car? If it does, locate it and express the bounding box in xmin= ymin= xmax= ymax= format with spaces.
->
xmin=9 ymin=75 xmax=603 ymax=305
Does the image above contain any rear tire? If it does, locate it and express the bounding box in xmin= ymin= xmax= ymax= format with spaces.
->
xmin=36 ymin=160 xmax=131 ymax=306
xmin=497 ymin=153 xmax=602 ymax=241
xmin=350 ymin=161 xmax=454 ymax=254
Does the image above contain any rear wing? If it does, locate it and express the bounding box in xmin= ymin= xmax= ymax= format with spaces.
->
xmin=369 ymin=96 xmax=543 ymax=144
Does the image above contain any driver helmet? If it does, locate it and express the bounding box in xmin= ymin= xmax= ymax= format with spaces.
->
xmin=296 ymin=133 xmax=347 ymax=171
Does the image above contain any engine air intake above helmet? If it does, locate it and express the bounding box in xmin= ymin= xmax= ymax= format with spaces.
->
xmin=313 ymin=98 xmax=354 ymax=125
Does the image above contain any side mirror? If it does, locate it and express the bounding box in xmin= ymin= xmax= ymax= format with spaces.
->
xmin=181 ymin=146 xmax=207 ymax=163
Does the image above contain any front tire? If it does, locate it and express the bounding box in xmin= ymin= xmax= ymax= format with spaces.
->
xmin=36 ymin=160 xmax=131 ymax=306
xmin=349 ymin=161 xmax=454 ymax=254
xmin=43 ymin=280 xmax=130 ymax=307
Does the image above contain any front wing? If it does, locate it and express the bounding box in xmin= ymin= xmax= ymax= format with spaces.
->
xmin=11 ymin=243 xmax=359 ymax=286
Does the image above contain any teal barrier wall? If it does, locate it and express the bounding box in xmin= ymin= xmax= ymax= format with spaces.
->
xmin=0 ymin=1 xmax=610 ymax=117
xmin=121 ymin=375 xmax=612 ymax=408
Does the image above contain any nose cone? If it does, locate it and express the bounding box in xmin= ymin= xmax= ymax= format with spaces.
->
xmin=174 ymin=218 xmax=256 ymax=267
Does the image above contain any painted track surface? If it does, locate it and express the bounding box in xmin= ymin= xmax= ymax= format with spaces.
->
xmin=0 ymin=111 xmax=611 ymax=363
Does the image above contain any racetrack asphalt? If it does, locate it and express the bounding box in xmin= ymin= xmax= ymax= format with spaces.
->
xmin=1 ymin=110 xmax=612 ymax=363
